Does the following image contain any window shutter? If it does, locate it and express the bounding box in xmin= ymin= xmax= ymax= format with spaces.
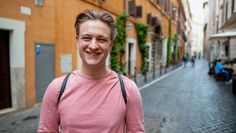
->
xmin=171 ymin=4 xmax=176 ymax=20
xmin=160 ymin=0 xmax=163 ymax=7
xmin=136 ymin=6 xmax=142 ymax=18
xmin=177 ymin=20 xmax=181 ymax=34
xmin=96 ymin=0 xmax=105 ymax=3
xmin=232 ymin=0 xmax=235 ymax=13
xmin=128 ymin=0 xmax=136 ymax=17
xmin=151 ymin=17 xmax=157 ymax=26
xmin=147 ymin=13 xmax=152 ymax=25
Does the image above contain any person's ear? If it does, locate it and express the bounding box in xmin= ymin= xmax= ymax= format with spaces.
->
xmin=76 ymin=35 xmax=78 ymax=40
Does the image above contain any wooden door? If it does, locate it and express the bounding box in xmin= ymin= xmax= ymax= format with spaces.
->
xmin=0 ymin=29 xmax=12 ymax=109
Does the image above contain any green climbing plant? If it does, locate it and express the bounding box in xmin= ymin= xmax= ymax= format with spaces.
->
xmin=166 ymin=19 xmax=172 ymax=67
xmin=110 ymin=13 xmax=128 ymax=73
xmin=172 ymin=34 xmax=178 ymax=64
xmin=135 ymin=23 xmax=149 ymax=75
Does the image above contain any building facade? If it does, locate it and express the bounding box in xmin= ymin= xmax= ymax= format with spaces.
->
xmin=205 ymin=0 xmax=236 ymax=61
xmin=182 ymin=0 xmax=192 ymax=58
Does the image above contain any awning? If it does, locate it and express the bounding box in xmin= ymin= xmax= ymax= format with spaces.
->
xmin=209 ymin=31 xmax=236 ymax=40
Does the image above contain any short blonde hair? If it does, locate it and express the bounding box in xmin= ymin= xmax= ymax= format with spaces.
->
xmin=74 ymin=9 xmax=117 ymax=40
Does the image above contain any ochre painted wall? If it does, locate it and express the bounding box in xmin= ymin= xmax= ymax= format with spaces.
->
xmin=0 ymin=0 xmax=56 ymax=107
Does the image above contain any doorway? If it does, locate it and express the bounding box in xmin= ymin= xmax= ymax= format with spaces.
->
xmin=0 ymin=29 xmax=12 ymax=109
xmin=127 ymin=42 xmax=135 ymax=76
xmin=35 ymin=44 xmax=55 ymax=103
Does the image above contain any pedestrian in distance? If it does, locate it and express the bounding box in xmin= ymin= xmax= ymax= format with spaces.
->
xmin=183 ymin=56 xmax=188 ymax=67
xmin=37 ymin=9 xmax=145 ymax=133
xmin=191 ymin=56 xmax=195 ymax=67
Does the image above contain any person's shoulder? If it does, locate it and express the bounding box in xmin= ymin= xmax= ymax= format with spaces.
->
xmin=118 ymin=73 xmax=138 ymax=92
xmin=50 ymin=70 xmax=78 ymax=89
xmin=110 ymin=71 xmax=138 ymax=90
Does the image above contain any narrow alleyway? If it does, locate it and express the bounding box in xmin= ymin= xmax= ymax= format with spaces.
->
xmin=142 ymin=59 xmax=236 ymax=133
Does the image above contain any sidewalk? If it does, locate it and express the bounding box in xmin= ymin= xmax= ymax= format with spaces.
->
xmin=133 ymin=62 xmax=183 ymax=87
xmin=0 ymin=63 xmax=183 ymax=133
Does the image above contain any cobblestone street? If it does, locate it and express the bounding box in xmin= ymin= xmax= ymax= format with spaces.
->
xmin=1 ymin=59 xmax=236 ymax=133
xmin=142 ymin=59 xmax=236 ymax=133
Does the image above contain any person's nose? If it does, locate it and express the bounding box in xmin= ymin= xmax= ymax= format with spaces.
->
xmin=89 ymin=38 xmax=99 ymax=50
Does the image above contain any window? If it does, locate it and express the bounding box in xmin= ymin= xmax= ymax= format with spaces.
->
xmin=171 ymin=4 xmax=177 ymax=20
xmin=177 ymin=20 xmax=180 ymax=34
xmin=226 ymin=2 xmax=228 ymax=21
xmin=136 ymin=6 xmax=142 ymax=18
xmin=151 ymin=17 xmax=157 ymax=26
xmin=128 ymin=0 xmax=136 ymax=17
xmin=147 ymin=13 xmax=152 ymax=25
xmin=34 ymin=0 xmax=44 ymax=6
xmin=97 ymin=0 xmax=105 ymax=3
xmin=164 ymin=0 xmax=170 ymax=15
xmin=232 ymin=0 xmax=235 ymax=13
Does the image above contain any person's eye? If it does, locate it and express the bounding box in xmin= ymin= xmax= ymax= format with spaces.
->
xmin=82 ymin=37 xmax=91 ymax=41
xmin=97 ymin=38 xmax=108 ymax=43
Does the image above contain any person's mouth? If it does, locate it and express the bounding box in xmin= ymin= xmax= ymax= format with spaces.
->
xmin=86 ymin=51 xmax=101 ymax=56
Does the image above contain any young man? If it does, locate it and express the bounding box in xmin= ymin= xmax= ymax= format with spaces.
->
xmin=37 ymin=9 xmax=145 ymax=132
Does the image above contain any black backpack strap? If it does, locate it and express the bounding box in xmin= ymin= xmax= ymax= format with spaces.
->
xmin=57 ymin=73 xmax=71 ymax=105
xmin=117 ymin=73 xmax=127 ymax=105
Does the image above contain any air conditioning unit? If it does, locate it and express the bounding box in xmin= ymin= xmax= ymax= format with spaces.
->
xmin=97 ymin=0 xmax=105 ymax=3
xmin=34 ymin=0 xmax=44 ymax=7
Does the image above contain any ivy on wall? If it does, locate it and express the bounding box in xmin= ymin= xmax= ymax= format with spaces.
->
xmin=166 ymin=19 xmax=172 ymax=67
xmin=135 ymin=23 xmax=149 ymax=75
xmin=110 ymin=13 xmax=128 ymax=73
xmin=172 ymin=34 xmax=179 ymax=64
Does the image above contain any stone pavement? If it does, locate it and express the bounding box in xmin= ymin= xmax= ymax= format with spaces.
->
xmin=0 ymin=105 xmax=40 ymax=133
xmin=0 ymin=63 xmax=181 ymax=133
xmin=141 ymin=59 xmax=236 ymax=133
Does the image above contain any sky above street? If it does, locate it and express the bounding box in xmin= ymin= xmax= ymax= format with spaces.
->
xmin=188 ymin=0 xmax=204 ymax=23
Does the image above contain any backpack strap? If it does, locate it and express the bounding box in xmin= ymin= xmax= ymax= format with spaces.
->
xmin=57 ymin=72 xmax=127 ymax=105
xmin=57 ymin=73 xmax=71 ymax=105
xmin=117 ymin=73 xmax=127 ymax=105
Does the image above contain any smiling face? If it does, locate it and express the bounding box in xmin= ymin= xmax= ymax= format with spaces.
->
xmin=77 ymin=20 xmax=113 ymax=68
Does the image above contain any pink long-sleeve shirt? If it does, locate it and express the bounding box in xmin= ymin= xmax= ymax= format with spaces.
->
xmin=38 ymin=70 xmax=145 ymax=133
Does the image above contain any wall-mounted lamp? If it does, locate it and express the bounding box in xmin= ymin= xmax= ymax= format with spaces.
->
xmin=172 ymin=5 xmax=177 ymax=12
xmin=34 ymin=0 xmax=44 ymax=7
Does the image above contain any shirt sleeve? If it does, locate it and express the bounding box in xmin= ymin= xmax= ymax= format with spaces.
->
xmin=125 ymin=81 xmax=145 ymax=133
xmin=37 ymin=80 xmax=60 ymax=133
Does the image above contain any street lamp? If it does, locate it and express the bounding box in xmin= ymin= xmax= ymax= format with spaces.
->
xmin=172 ymin=5 xmax=177 ymax=12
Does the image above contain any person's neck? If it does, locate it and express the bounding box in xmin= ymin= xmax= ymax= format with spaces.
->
xmin=79 ymin=65 xmax=111 ymax=79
